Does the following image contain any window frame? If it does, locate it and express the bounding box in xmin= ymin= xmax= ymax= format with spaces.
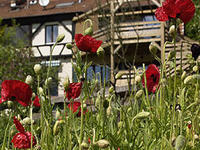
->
xmin=45 ymin=24 xmax=58 ymax=44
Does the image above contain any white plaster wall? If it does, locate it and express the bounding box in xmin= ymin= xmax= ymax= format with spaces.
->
xmin=32 ymin=21 xmax=72 ymax=57
xmin=58 ymin=59 xmax=72 ymax=96
xmin=32 ymin=20 xmax=73 ymax=97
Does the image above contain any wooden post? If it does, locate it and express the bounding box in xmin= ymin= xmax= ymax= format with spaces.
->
xmin=110 ymin=0 xmax=115 ymax=83
xmin=161 ymin=22 xmax=165 ymax=64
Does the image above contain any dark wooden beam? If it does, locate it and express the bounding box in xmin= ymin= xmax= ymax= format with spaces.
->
xmin=58 ymin=21 xmax=72 ymax=35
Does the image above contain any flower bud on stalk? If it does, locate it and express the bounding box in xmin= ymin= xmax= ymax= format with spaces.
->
xmin=38 ymin=87 xmax=44 ymax=95
xmin=135 ymin=75 xmax=141 ymax=84
xmin=184 ymin=75 xmax=193 ymax=84
xmin=193 ymin=65 xmax=198 ymax=72
xmin=45 ymin=77 xmax=52 ymax=86
xmin=55 ymin=108 xmax=61 ymax=120
xmin=149 ymin=42 xmax=158 ymax=55
xmin=106 ymin=106 xmax=112 ymax=116
xmin=135 ymin=90 xmax=143 ymax=99
xmin=109 ymin=86 xmax=114 ymax=94
xmin=115 ymin=72 xmax=123 ymax=79
xmin=167 ymin=50 xmax=176 ymax=61
xmin=34 ymin=64 xmax=42 ymax=74
xmin=181 ymin=71 xmax=186 ymax=81
xmin=56 ymin=34 xmax=65 ymax=43
xmin=97 ymin=47 xmax=104 ymax=57
xmin=25 ymin=75 xmax=33 ymax=85
xmin=95 ymin=139 xmax=110 ymax=149
xmin=175 ymin=135 xmax=186 ymax=150
xmin=84 ymin=19 xmax=93 ymax=36
xmin=169 ymin=25 xmax=176 ymax=38
xmin=66 ymin=43 xmax=73 ymax=49
xmin=7 ymin=101 xmax=13 ymax=108
xmin=63 ymin=75 xmax=70 ymax=91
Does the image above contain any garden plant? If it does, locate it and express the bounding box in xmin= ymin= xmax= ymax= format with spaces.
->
xmin=0 ymin=0 xmax=200 ymax=150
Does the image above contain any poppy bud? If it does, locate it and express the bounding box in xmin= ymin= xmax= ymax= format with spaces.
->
xmin=66 ymin=43 xmax=73 ymax=49
xmin=22 ymin=117 xmax=34 ymax=125
xmin=25 ymin=75 xmax=33 ymax=85
xmin=175 ymin=135 xmax=185 ymax=150
xmin=56 ymin=34 xmax=65 ymax=43
xmin=132 ymin=111 xmax=150 ymax=121
xmin=193 ymin=65 xmax=198 ymax=72
xmin=135 ymin=90 xmax=143 ymax=99
xmin=83 ymin=104 xmax=87 ymax=111
xmin=34 ymin=64 xmax=42 ymax=74
xmin=109 ymin=86 xmax=114 ymax=94
xmin=55 ymin=108 xmax=61 ymax=120
xmin=194 ymin=134 xmax=199 ymax=140
xmin=103 ymin=99 xmax=109 ymax=109
xmin=63 ymin=75 xmax=70 ymax=91
xmin=45 ymin=77 xmax=52 ymax=86
xmin=184 ymin=75 xmax=193 ymax=84
xmin=127 ymin=107 xmax=132 ymax=113
xmin=135 ymin=75 xmax=141 ymax=84
xmin=167 ymin=50 xmax=176 ymax=61
xmin=106 ymin=106 xmax=112 ymax=116
xmin=84 ymin=27 xmax=93 ymax=36
xmin=115 ymin=72 xmax=123 ymax=79
xmin=97 ymin=47 xmax=104 ymax=57
xmin=38 ymin=87 xmax=44 ymax=95
xmin=81 ymin=141 xmax=89 ymax=150
xmin=53 ymin=120 xmax=60 ymax=135
xmin=181 ymin=71 xmax=186 ymax=80
xmin=118 ymin=121 xmax=123 ymax=128
xmin=32 ymin=93 xmax=36 ymax=99
xmin=7 ymin=101 xmax=13 ymax=108
xmin=95 ymin=139 xmax=110 ymax=149
xmin=149 ymin=42 xmax=157 ymax=55
xmin=169 ymin=25 xmax=176 ymax=38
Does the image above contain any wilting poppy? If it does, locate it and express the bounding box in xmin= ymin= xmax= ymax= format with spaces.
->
xmin=65 ymin=82 xmax=83 ymax=101
xmin=0 ymin=80 xmax=32 ymax=107
xmin=155 ymin=0 xmax=195 ymax=23
xmin=142 ymin=64 xmax=160 ymax=93
xmin=191 ymin=44 xmax=200 ymax=60
xmin=67 ymin=101 xmax=87 ymax=117
xmin=11 ymin=116 xmax=36 ymax=149
xmin=75 ymin=34 xmax=102 ymax=53
xmin=33 ymin=96 xmax=40 ymax=107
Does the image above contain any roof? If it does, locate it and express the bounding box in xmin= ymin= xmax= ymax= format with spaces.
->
xmin=0 ymin=0 xmax=100 ymax=20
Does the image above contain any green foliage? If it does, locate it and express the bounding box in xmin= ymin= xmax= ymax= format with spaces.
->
xmin=185 ymin=0 xmax=200 ymax=42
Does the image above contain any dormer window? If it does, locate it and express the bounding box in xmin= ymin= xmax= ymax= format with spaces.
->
xmin=45 ymin=24 xmax=58 ymax=43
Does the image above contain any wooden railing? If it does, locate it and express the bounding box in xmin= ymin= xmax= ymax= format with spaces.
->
xmin=92 ymin=21 xmax=162 ymax=47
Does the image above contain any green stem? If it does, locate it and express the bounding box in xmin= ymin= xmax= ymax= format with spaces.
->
xmin=30 ymin=103 xmax=33 ymax=150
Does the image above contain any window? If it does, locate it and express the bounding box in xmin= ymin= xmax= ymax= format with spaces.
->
xmin=45 ymin=25 xmax=58 ymax=43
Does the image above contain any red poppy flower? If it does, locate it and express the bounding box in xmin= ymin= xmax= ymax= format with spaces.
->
xmin=11 ymin=117 xmax=36 ymax=149
xmin=67 ymin=101 xmax=88 ymax=117
xmin=75 ymin=34 xmax=102 ymax=53
xmin=155 ymin=0 xmax=195 ymax=23
xmin=33 ymin=96 xmax=40 ymax=107
xmin=65 ymin=82 xmax=83 ymax=101
xmin=142 ymin=64 xmax=160 ymax=93
xmin=0 ymin=80 xmax=32 ymax=106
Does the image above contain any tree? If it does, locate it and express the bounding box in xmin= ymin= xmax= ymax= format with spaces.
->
xmin=185 ymin=0 xmax=200 ymax=42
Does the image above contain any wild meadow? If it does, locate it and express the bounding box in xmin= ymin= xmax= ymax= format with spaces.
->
xmin=0 ymin=0 xmax=200 ymax=149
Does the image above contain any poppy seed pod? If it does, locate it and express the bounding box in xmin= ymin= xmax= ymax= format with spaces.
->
xmin=149 ymin=42 xmax=157 ymax=55
xmin=97 ymin=46 xmax=104 ymax=57
xmin=96 ymin=139 xmax=110 ymax=149
xmin=66 ymin=43 xmax=73 ymax=49
xmin=25 ymin=75 xmax=33 ymax=85
xmin=56 ymin=34 xmax=65 ymax=43
xmin=34 ymin=64 xmax=42 ymax=74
